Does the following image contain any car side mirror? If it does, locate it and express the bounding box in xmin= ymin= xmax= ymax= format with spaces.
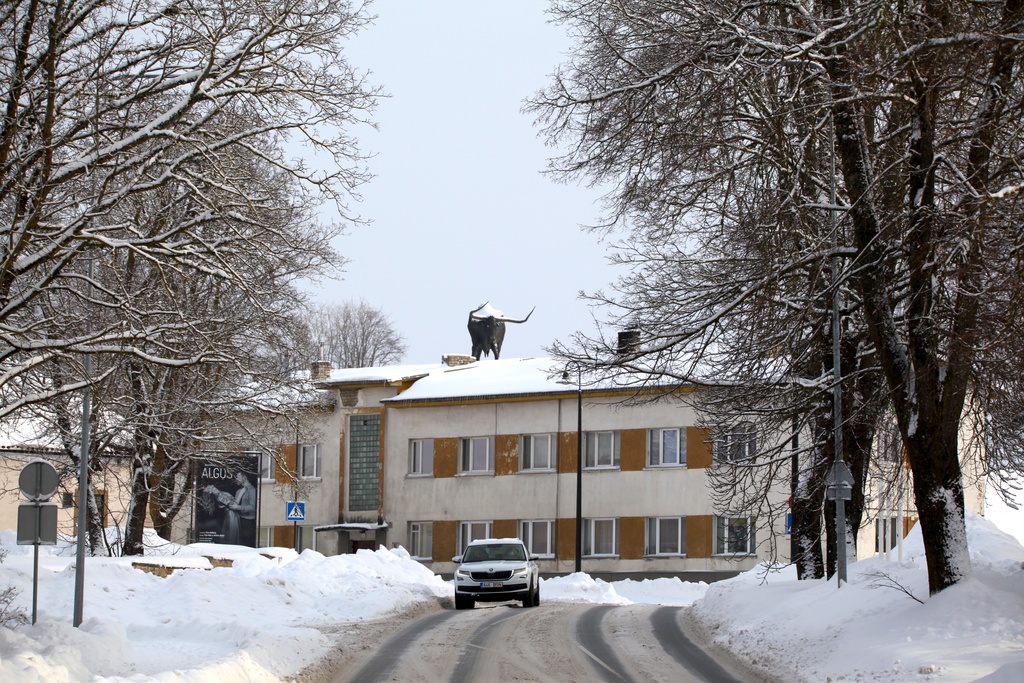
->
xmin=529 ymin=555 xmax=539 ymax=562
xmin=452 ymin=555 xmax=462 ymax=563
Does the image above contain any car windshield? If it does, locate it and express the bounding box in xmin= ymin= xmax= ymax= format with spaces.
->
xmin=463 ymin=543 xmax=526 ymax=563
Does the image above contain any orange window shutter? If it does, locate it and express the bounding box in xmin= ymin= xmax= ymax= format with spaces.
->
xmin=687 ymin=515 xmax=713 ymax=558
xmin=620 ymin=429 xmax=646 ymax=471
xmin=619 ymin=517 xmax=645 ymax=558
xmin=558 ymin=432 xmax=579 ymax=473
xmin=277 ymin=444 xmax=297 ymax=483
xmin=493 ymin=519 xmax=517 ymax=539
xmin=434 ymin=520 xmax=457 ymax=560
xmin=495 ymin=434 xmax=519 ymax=475
xmin=687 ymin=427 xmax=714 ymax=469
xmin=433 ymin=438 xmax=458 ymax=478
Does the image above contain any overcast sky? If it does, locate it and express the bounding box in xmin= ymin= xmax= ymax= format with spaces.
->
xmin=310 ymin=0 xmax=615 ymax=365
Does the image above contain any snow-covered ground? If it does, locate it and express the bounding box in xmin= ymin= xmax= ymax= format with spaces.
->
xmin=0 ymin=511 xmax=1021 ymax=683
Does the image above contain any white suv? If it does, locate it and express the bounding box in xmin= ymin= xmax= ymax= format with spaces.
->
xmin=453 ymin=538 xmax=540 ymax=610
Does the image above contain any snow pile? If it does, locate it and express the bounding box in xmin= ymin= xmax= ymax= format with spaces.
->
xmin=691 ymin=513 xmax=1024 ymax=683
xmin=541 ymin=572 xmax=708 ymax=607
xmin=0 ymin=534 xmax=450 ymax=682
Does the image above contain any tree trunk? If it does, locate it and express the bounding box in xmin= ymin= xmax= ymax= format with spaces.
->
xmin=904 ymin=421 xmax=970 ymax=591
xmin=827 ymin=32 xmax=971 ymax=594
xmin=122 ymin=455 xmax=150 ymax=556
xmin=792 ymin=490 xmax=825 ymax=580
xmin=85 ymin=486 xmax=108 ymax=556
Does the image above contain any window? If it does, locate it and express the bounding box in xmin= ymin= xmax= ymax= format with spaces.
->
xmin=520 ymin=520 xmax=555 ymax=557
xmin=459 ymin=436 xmax=494 ymax=473
xmin=649 ymin=428 xmax=685 ymax=467
xmin=409 ymin=439 xmax=434 ymax=476
xmin=457 ymin=521 xmax=493 ymax=555
xmin=715 ymin=516 xmax=756 ymax=555
xmin=259 ymin=452 xmax=274 ymax=481
xmin=646 ymin=517 xmax=685 ymax=555
xmin=299 ymin=443 xmax=322 ymax=479
xmin=584 ymin=431 xmax=620 ymax=469
xmin=348 ymin=415 xmax=380 ymax=511
xmin=409 ymin=521 xmax=433 ymax=560
xmin=717 ymin=423 xmax=757 ymax=463
xmin=876 ymin=517 xmax=900 ymax=552
xmin=258 ymin=526 xmax=274 ymax=548
xmin=583 ymin=518 xmax=619 ymax=557
xmin=522 ymin=433 xmax=554 ymax=471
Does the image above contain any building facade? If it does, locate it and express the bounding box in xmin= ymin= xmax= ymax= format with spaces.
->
xmin=304 ymin=356 xmax=784 ymax=578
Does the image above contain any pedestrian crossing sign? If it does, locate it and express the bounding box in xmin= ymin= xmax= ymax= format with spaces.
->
xmin=286 ymin=501 xmax=306 ymax=522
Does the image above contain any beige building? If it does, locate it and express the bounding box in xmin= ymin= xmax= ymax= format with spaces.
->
xmin=287 ymin=355 xmax=784 ymax=579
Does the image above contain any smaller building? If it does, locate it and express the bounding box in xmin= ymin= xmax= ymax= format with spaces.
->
xmin=0 ymin=444 xmax=137 ymax=545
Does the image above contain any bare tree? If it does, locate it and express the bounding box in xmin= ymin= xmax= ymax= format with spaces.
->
xmin=21 ymin=145 xmax=337 ymax=553
xmin=301 ymin=299 xmax=407 ymax=368
xmin=2 ymin=0 xmax=379 ymax=553
xmin=1 ymin=0 xmax=377 ymax=417
xmin=531 ymin=0 xmax=1024 ymax=594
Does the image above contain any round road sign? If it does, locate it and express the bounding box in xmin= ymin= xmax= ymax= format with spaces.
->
xmin=19 ymin=459 xmax=59 ymax=501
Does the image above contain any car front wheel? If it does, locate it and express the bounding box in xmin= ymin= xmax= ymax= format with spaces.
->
xmin=522 ymin=581 xmax=539 ymax=608
xmin=455 ymin=594 xmax=474 ymax=610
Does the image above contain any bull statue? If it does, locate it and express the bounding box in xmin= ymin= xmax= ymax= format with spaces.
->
xmin=467 ymin=302 xmax=535 ymax=360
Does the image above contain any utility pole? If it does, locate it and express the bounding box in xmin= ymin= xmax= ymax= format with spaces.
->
xmin=828 ymin=114 xmax=849 ymax=587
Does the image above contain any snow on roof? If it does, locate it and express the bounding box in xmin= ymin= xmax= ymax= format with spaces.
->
xmin=318 ymin=356 xmax=702 ymax=404
xmin=319 ymin=362 xmax=448 ymax=386
xmin=0 ymin=415 xmax=63 ymax=450
xmin=381 ymin=357 xmax=567 ymax=403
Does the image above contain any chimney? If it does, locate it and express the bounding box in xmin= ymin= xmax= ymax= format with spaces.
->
xmin=311 ymin=360 xmax=332 ymax=380
xmin=617 ymin=329 xmax=640 ymax=355
xmin=311 ymin=343 xmax=331 ymax=380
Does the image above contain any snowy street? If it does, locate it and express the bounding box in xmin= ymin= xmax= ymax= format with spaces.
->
xmin=304 ymin=602 xmax=765 ymax=683
xmin=0 ymin=512 xmax=1022 ymax=682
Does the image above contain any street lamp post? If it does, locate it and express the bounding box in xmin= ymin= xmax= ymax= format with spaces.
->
xmin=560 ymin=366 xmax=583 ymax=573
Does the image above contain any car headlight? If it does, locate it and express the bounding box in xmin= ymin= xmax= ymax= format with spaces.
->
xmin=512 ymin=567 xmax=528 ymax=577
xmin=455 ymin=569 xmax=471 ymax=578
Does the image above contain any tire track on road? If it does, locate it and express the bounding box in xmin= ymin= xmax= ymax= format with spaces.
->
xmin=338 ymin=609 xmax=456 ymax=683
xmin=448 ymin=609 xmax=527 ymax=683
xmin=576 ymin=605 xmax=637 ymax=683
xmin=650 ymin=606 xmax=746 ymax=683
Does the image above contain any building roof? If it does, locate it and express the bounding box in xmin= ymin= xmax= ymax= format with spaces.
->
xmin=317 ymin=356 xmax=697 ymax=405
xmin=318 ymin=363 xmax=445 ymax=387
xmin=381 ymin=357 xmax=566 ymax=404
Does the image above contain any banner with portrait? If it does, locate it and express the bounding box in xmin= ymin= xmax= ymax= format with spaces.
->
xmin=194 ymin=454 xmax=260 ymax=547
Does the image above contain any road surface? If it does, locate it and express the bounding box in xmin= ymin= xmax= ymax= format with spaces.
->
xmin=299 ymin=601 xmax=779 ymax=683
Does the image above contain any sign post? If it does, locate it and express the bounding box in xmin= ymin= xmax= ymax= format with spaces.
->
xmin=286 ymin=501 xmax=306 ymax=551
xmin=17 ymin=460 xmax=59 ymax=624
xmin=825 ymin=460 xmax=854 ymax=586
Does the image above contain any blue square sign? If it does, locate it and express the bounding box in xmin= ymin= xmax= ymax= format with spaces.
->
xmin=286 ymin=501 xmax=306 ymax=522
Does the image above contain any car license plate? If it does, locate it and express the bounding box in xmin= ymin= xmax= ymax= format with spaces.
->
xmin=479 ymin=582 xmax=502 ymax=588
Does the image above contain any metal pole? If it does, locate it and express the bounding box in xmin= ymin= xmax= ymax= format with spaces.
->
xmin=32 ymin=542 xmax=39 ymax=625
xmin=74 ymin=259 xmax=92 ymax=627
xmin=295 ymin=422 xmax=300 ymax=552
xmin=829 ymin=114 xmax=847 ymax=587
xmin=574 ymin=368 xmax=582 ymax=574
xmin=790 ymin=417 xmax=799 ymax=563
xmin=76 ymin=74 xmax=100 ymax=627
